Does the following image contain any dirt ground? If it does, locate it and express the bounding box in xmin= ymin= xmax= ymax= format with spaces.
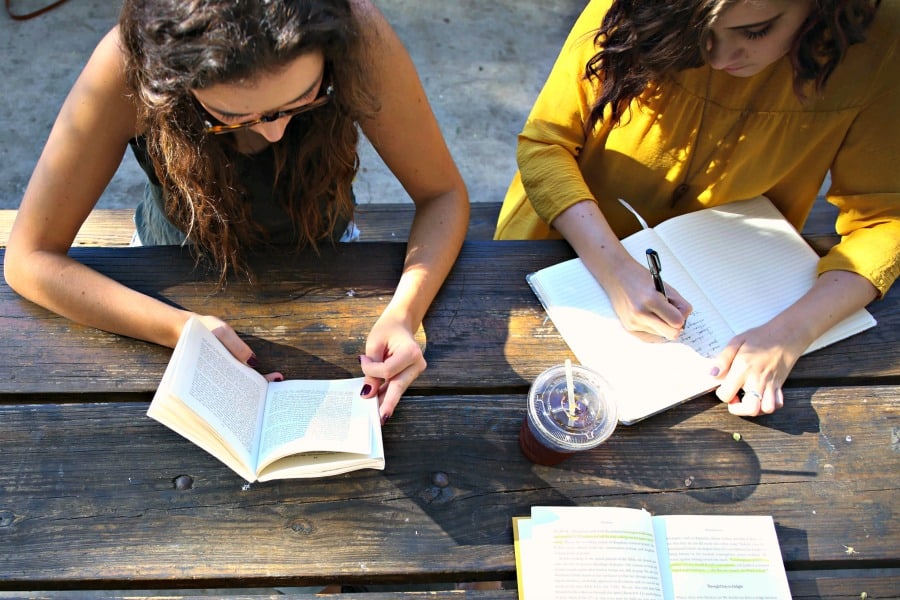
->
xmin=0 ymin=0 xmax=586 ymax=209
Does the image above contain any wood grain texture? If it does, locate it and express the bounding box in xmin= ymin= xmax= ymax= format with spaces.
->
xmin=0 ymin=196 xmax=836 ymax=248
xmin=1 ymin=386 xmax=896 ymax=589
xmin=0 ymin=593 xmax=518 ymax=599
xmin=787 ymin=569 xmax=900 ymax=599
xmin=0 ymin=203 xmax=503 ymax=248
xmin=1 ymin=242 xmax=896 ymax=397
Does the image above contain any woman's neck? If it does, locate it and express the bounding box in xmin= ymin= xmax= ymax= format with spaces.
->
xmin=233 ymin=130 xmax=272 ymax=154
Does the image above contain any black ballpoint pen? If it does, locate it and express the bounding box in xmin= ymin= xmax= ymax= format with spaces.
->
xmin=645 ymin=249 xmax=668 ymax=301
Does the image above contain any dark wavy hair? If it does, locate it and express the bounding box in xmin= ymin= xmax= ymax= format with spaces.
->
xmin=119 ymin=0 xmax=376 ymax=280
xmin=586 ymin=0 xmax=881 ymax=128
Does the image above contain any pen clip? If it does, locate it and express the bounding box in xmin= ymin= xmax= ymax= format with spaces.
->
xmin=646 ymin=249 xmax=662 ymax=275
xmin=645 ymin=249 xmax=668 ymax=299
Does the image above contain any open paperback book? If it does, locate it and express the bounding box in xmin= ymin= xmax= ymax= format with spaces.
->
xmin=147 ymin=316 xmax=384 ymax=483
xmin=513 ymin=506 xmax=791 ymax=600
xmin=527 ymin=196 xmax=876 ymax=424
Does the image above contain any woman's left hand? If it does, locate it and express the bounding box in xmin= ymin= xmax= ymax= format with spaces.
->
xmin=711 ymin=270 xmax=879 ymax=418
xmin=711 ymin=320 xmax=807 ymax=417
xmin=358 ymin=314 xmax=427 ymax=424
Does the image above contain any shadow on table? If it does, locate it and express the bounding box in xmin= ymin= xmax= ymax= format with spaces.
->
xmin=387 ymin=390 xmax=822 ymax=547
xmin=774 ymin=523 xmax=812 ymax=569
xmin=385 ymin=426 xmax=764 ymax=546
xmin=243 ymin=334 xmax=356 ymax=380
xmin=744 ymin=388 xmax=823 ymax=436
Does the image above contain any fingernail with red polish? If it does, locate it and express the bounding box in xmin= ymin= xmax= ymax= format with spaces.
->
xmin=273 ymin=375 xmax=284 ymax=382
xmin=248 ymin=355 xmax=260 ymax=368
xmin=381 ymin=413 xmax=391 ymax=426
xmin=360 ymin=384 xmax=372 ymax=396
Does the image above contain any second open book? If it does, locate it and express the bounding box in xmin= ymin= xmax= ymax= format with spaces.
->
xmin=513 ymin=506 xmax=791 ymax=600
xmin=527 ymin=196 xmax=876 ymax=424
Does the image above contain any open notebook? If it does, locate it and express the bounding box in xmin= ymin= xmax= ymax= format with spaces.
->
xmin=527 ymin=196 xmax=876 ymax=424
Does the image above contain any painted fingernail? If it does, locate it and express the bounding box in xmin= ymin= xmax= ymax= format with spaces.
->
xmin=248 ymin=355 xmax=260 ymax=368
xmin=360 ymin=384 xmax=372 ymax=396
xmin=709 ymin=366 xmax=720 ymax=376
xmin=381 ymin=413 xmax=391 ymax=425
xmin=273 ymin=375 xmax=284 ymax=382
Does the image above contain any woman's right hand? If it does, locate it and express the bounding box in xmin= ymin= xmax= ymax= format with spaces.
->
xmin=600 ymin=256 xmax=692 ymax=341
xmin=552 ymin=199 xmax=692 ymax=341
xmin=195 ymin=315 xmax=284 ymax=382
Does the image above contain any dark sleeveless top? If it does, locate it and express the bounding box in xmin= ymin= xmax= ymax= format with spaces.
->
xmin=128 ymin=136 xmax=352 ymax=246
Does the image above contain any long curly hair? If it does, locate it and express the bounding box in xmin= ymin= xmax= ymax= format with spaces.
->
xmin=586 ymin=0 xmax=881 ymax=128
xmin=119 ymin=0 xmax=376 ymax=280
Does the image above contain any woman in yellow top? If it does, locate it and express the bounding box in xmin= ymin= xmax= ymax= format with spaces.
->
xmin=496 ymin=0 xmax=899 ymax=417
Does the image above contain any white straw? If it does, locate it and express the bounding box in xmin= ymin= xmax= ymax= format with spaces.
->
xmin=565 ymin=359 xmax=576 ymax=419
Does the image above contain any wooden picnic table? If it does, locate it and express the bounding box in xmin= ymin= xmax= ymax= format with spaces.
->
xmin=1 ymin=236 xmax=898 ymax=598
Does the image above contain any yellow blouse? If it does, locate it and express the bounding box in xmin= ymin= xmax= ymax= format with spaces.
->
xmin=495 ymin=0 xmax=900 ymax=297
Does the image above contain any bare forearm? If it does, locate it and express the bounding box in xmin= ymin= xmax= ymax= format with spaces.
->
xmin=357 ymin=189 xmax=467 ymax=416
xmin=552 ymin=200 xmax=632 ymax=284
xmin=386 ymin=190 xmax=468 ymax=329
xmin=769 ymin=269 xmax=878 ymax=351
xmin=6 ymin=250 xmax=190 ymax=347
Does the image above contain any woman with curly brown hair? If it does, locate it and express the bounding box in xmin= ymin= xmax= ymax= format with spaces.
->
xmin=4 ymin=0 xmax=470 ymax=422
xmin=496 ymin=0 xmax=898 ymax=417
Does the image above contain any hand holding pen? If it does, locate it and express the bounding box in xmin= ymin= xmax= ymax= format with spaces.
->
xmin=641 ymin=248 xmax=692 ymax=340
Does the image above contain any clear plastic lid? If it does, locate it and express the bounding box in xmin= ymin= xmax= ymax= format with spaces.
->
xmin=527 ymin=363 xmax=617 ymax=451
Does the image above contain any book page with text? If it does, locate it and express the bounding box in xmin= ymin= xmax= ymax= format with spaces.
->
xmin=161 ymin=318 xmax=268 ymax=473
xmin=527 ymin=228 xmax=731 ymax=424
xmin=257 ymin=395 xmax=384 ymax=481
xmin=521 ymin=506 xmax=666 ymax=599
xmin=656 ymin=197 xmax=875 ymax=353
xmin=655 ymin=514 xmax=791 ymax=600
xmin=256 ymin=377 xmax=370 ymax=471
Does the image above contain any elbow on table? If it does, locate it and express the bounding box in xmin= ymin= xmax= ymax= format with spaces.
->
xmin=3 ymin=242 xmax=29 ymax=297
xmin=3 ymin=239 xmax=50 ymax=302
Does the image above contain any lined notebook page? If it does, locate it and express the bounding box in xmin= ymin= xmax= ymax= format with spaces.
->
xmin=526 ymin=229 xmax=728 ymax=425
xmin=655 ymin=196 xmax=875 ymax=354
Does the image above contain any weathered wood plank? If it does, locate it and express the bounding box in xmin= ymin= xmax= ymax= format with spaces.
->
xmin=5 ymin=580 xmax=899 ymax=600
xmin=1 ymin=386 xmax=896 ymax=589
xmin=1 ymin=242 xmax=897 ymax=397
xmin=0 ymin=592 xmax=518 ymax=599
xmin=787 ymin=568 xmax=900 ymax=599
xmin=0 ymin=203 xmax=503 ymax=247
xmin=0 ymin=198 xmax=839 ymax=248
xmin=355 ymin=202 xmax=501 ymax=242
xmin=0 ymin=209 xmax=135 ymax=247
